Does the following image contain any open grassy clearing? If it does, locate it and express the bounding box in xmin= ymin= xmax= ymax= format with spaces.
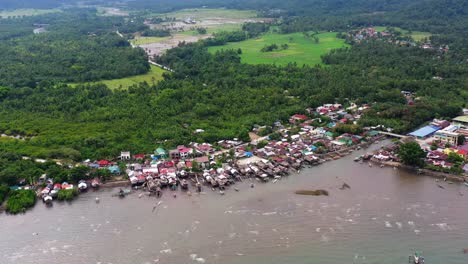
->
xmin=208 ymin=32 xmax=349 ymax=66
xmin=130 ymin=36 xmax=171 ymax=46
xmin=0 ymin=9 xmax=60 ymax=18
xmin=374 ymin=26 xmax=431 ymax=41
xmin=151 ymin=8 xmax=257 ymax=20
xmin=70 ymin=65 xmax=166 ymax=90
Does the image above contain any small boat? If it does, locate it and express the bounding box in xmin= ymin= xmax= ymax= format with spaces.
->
xmin=61 ymin=182 xmax=70 ymax=189
xmin=95 ymin=197 xmax=100 ymax=203
xmin=50 ymin=189 xmax=58 ymax=198
xmin=409 ymin=252 xmax=425 ymax=263
xmin=91 ymin=178 xmax=100 ymax=188
xmin=129 ymin=176 xmax=138 ymax=185
xmin=43 ymin=195 xmax=53 ymax=204
xmin=464 ymin=182 xmax=468 ymax=187
xmin=40 ymin=187 xmax=51 ymax=195
xmin=78 ymin=180 xmax=87 ymax=191
xmin=117 ymin=188 xmax=131 ymax=197
xmin=354 ymin=157 xmax=360 ymax=162
xmin=180 ymin=179 xmax=189 ymax=190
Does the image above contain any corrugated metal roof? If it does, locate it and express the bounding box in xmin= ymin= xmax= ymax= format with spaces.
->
xmin=408 ymin=125 xmax=440 ymax=138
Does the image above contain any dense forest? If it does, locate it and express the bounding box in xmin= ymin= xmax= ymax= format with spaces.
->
xmin=0 ymin=10 xmax=149 ymax=87
xmin=0 ymin=0 xmax=466 ymax=186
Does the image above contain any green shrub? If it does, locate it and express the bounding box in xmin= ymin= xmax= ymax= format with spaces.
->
xmin=57 ymin=188 xmax=79 ymax=201
xmin=5 ymin=189 xmax=36 ymax=214
xmin=0 ymin=184 xmax=10 ymax=203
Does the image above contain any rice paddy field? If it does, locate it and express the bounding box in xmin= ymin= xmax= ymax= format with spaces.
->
xmin=208 ymin=32 xmax=349 ymax=66
xmin=374 ymin=26 xmax=431 ymax=41
xmin=0 ymin=9 xmax=60 ymax=18
xmin=70 ymin=65 xmax=165 ymax=90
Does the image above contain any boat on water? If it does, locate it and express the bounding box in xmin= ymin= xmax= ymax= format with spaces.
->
xmin=180 ymin=179 xmax=189 ymax=190
xmin=40 ymin=187 xmax=51 ymax=196
xmin=354 ymin=156 xmax=361 ymax=162
xmin=409 ymin=252 xmax=425 ymax=263
xmin=91 ymin=178 xmax=100 ymax=188
xmin=61 ymin=182 xmax=74 ymax=190
xmin=117 ymin=188 xmax=131 ymax=197
xmin=42 ymin=195 xmax=53 ymax=204
xmin=464 ymin=182 xmax=468 ymax=187
xmin=78 ymin=180 xmax=88 ymax=191
xmin=50 ymin=189 xmax=58 ymax=198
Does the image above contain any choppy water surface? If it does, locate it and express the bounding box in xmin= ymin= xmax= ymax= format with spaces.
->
xmin=1 ymin=142 xmax=468 ymax=264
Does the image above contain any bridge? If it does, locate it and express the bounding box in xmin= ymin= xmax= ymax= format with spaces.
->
xmin=378 ymin=131 xmax=408 ymax=138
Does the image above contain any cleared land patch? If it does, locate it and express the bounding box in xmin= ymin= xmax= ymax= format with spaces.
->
xmin=208 ymin=32 xmax=349 ymax=66
xmin=70 ymin=65 xmax=165 ymax=90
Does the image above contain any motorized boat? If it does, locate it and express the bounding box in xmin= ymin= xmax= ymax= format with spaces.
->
xmin=40 ymin=187 xmax=51 ymax=196
xmin=61 ymin=182 xmax=74 ymax=190
xmin=50 ymin=189 xmax=58 ymax=198
xmin=42 ymin=195 xmax=53 ymax=204
xmin=91 ymin=178 xmax=100 ymax=188
xmin=180 ymin=179 xmax=189 ymax=190
xmin=409 ymin=252 xmax=425 ymax=263
xmin=117 ymin=188 xmax=131 ymax=197
xmin=129 ymin=176 xmax=138 ymax=185
xmin=78 ymin=180 xmax=88 ymax=191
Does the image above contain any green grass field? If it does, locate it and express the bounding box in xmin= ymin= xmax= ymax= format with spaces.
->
xmin=374 ymin=26 xmax=431 ymax=41
xmin=152 ymin=8 xmax=257 ymax=19
xmin=0 ymin=9 xmax=60 ymax=18
xmin=208 ymin=32 xmax=349 ymax=66
xmin=130 ymin=36 xmax=170 ymax=45
xmin=70 ymin=65 xmax=166 ymax=90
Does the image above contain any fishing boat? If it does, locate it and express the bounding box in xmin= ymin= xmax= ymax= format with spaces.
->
xmin=129 ymin=176 xmax=138 ymax=185
xmin=91 ymin=178 xmax=100 ymax=188
xmin=42 ymin=195 xmax=53 ymax=204
xmin=50 ymin=189 xmax=58 ymax=198
xmin=78 ymin=180 xmax=88 ymax=191
xmin=137 ymin=175 xmax=146 ymax=185
xmin=117 ymin=188 xmax=131 ymax=197
xmin=409 ymin=252 xmax=425 ymax=263
xmin=61 ymin=182 xmax=74 ymax=190
xmin=180 ymin=179 xmax=189 ymax=190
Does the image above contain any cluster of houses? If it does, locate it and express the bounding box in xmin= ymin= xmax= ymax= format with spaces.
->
xmin=351 ymin=27 xmax=392 ymax=42
xmin=373 ymin=114 xmax=468 ymax=174
xmin=82 ymin=102 xmax=382 ymax=192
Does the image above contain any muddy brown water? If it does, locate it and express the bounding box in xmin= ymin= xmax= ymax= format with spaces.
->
xmin=1 ymin=141 xmax=468 ymax=263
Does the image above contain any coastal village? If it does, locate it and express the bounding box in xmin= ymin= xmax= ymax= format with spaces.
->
xmin=7 ymin=101 xmax=468 ymax=207
xmin=31 ymin=102 xmax=385 ymax=203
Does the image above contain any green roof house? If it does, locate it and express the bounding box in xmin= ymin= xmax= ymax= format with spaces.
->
xmin=155 ymin=147 xmax=168 ymax=158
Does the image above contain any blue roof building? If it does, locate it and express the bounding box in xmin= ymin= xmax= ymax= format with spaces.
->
xmin=408 ymin=125 xmax=440 ymax=138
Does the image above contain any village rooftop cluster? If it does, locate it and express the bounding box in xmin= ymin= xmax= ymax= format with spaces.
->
xmin=370 ymin=112 xmax=468 ymax=175
xmin=78 ymin=102 xmax=381 ymax=194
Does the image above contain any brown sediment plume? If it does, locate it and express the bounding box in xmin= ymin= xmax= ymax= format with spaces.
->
xmin=295 ymin=190 xmax=329 ymax=196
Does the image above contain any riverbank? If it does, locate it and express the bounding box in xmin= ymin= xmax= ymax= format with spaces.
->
xmin=2 ymin=141 xmax=468 ymax=264
xmin=372 ymin=159 xmax=468 ymax=183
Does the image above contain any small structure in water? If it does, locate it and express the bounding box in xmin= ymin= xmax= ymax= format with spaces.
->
xmin=409 ymin=252 xmax=424 ymax=263
xmin=295 ymin=190 xmax=329 ymax=196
